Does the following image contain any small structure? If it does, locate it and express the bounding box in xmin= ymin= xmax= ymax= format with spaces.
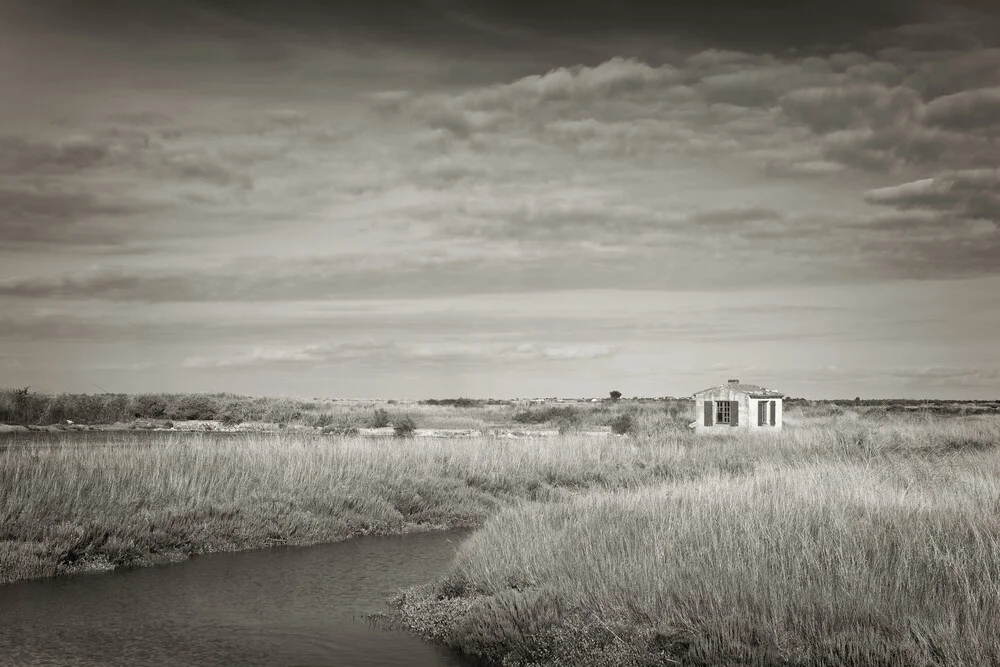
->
xmin=691 ymin=379 xmax=785 ymax=433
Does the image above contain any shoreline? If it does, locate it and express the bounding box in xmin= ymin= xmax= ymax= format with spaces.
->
xmin=2 ymin=517 xmax=480 ymax=587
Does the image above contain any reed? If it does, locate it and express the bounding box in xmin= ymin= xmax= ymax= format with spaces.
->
xmin=393 ymin=414 xmax=1000 ymax=666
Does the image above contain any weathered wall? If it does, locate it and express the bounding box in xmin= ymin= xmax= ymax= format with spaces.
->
xmin=693 ymin=388 xmax=782 ymax=432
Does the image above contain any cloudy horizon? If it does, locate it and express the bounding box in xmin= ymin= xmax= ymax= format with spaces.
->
xmin=2 ymin=0 xmax=999 ymax=400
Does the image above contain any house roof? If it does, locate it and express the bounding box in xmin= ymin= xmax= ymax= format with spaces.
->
xmin=693 ymin=382 xmax=786 ymax=399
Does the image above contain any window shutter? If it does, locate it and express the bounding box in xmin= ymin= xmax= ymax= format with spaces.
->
xmin=704 ymin=401 xmax=713 ymax=426
xmin=770 ymin=401 xmax=776 ymax=426
xmin=730 ymin=400 xmax=739 ymax=426
xmin=758 ymin=401 xmax=765 ymax=426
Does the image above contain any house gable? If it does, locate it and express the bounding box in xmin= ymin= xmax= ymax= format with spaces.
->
xmin=692 ymin=379 xmax=784 ymax=431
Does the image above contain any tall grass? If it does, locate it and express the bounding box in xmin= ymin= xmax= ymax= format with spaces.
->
xmin=0 ymin=427 xmax=699 ymax=584
xmin=4 ymin=411 xmax=999 ymax=665
xmin=0 ymin=389 xmax=322 ymax=426
xmin=393 ymin=415 xmax=1000 ymax=666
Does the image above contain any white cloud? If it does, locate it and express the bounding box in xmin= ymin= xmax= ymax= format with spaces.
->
xmin=182 ymin=340 xmax=621 ymax=369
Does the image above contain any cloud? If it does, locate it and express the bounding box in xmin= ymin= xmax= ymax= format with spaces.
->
xmin=0 ymin=185 xmax=135 ymax=246
xmin=183 ymin=343 xmax=343 ymax=368
xmin=904 ymin=48 xmax=1000 ymax=100
xmin=864 ymin=170 xmax=1000 ymax=221
xmin=923 ymin=87 xmax=1000 ymax=132
xmin=88 ymin=361 xmax=162 ymax=371
xmin=382 ymin=39 xmax=998 ymax=182
xmin=795 ymin=364 xmax=1000 ymax=388
xmin=779 ymin=84 xmax=918 ymax=133
xmin=763 ymin=159 xmax=845 ymax=178
xmin=182 ymin=340 xmax=620 ymax=369
xmin=104 ymin=111 xmax=174 ymax=127
xmin=0 ymin=135 xmax=116 ymax=173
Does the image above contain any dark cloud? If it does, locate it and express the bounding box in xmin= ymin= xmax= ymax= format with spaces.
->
xmin=763 ymin=159 xmax=845 ymax=178
xmin=0 ymin=135 xmax=116 ymax=173
xmin=12 ymin=0 xmax=999 ymax=62
xmin=780 ymin=84 xmax=919 ymax=133
xmin=692 ymin=207 xmax=785 ymax=226
xmin=904 ymin=48 xmax=1000 ymax=100
xmin=821 ymin=124 xmax=994 ymax=172
xmin=0 ymin=132 xmax=253 ymax=190
xmin=104 ymin=111 xmax=175 ymax=127
xmin=864 ymin=170 xmax=1000 ymax=221
xmin=923 ymin=87 xmax=1000 ymax=132
xmin=0 ymin=185 xmax=134 ymax=246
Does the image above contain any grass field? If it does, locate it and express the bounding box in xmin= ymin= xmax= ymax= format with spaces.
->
xmin=392 ymin=411 xmax=1000 ymax=666
xmin=2 ymin=396 xmax=999 ymax=665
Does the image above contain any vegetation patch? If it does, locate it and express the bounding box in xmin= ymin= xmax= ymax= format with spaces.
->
xmin=4 ymin=395 xmax=1000 ymax=665
xmin=512 ymin=407 xmax=579 ymax=425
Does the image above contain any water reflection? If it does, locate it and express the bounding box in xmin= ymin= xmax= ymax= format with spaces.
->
xmin=0 ymin=531 xmax=474 ymax=667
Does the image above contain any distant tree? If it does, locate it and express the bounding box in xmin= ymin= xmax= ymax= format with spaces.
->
xmin=609 ymin=390 xmax=622 ymax=401
xmin=854 ymin=396 xmax=861 ymax=405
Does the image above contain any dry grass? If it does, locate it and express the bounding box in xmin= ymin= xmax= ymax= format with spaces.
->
xmin=0 ymin=387 xmax=695 ymax=434
xmin=395 ymin=414 xmax=1000 ymax=666
xmin=0 ymin=427 xmax=693 ymax=584
xmin=4 ymin=409 xmax=999 ymax=665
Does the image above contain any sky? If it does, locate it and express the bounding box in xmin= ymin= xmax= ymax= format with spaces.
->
xmin=1 ymin=0 xmax=999 ymax=400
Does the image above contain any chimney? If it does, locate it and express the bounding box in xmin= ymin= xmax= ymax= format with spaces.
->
xmin=728 ymin=379 xmax=740 ymax=384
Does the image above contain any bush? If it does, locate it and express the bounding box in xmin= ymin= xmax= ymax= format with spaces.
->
xmin=370 ymin=408 xmax=391 ymax=428
xmin=166 ymin=395 xmax=220 ymax=421
xmin=421 ymin=398 xmax=482 ymax=408
xmin=393 ymin=414 xmax=417 ymax=438
xmin=321 ymin=423 xmax=359 ymax=436
xmin=307 ymin=412 xmax=337 ymax=428
xmin=554 ymin=416 xmax=582 ymax=435
xmin=512 ymin=407 xmax=578 ymax=425
xmin=220 ymin=414 xmax=242 ymax=427
xmin=263 ymin=403 xmax=303 ymax=424
xmin=609 ymin=413 xmax=634 ymax=435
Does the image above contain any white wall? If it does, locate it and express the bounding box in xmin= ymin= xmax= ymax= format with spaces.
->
xmin=693 ymin=389 xmax=783 ymax=432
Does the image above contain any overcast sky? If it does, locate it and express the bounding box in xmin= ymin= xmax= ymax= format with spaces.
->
xmin=2 ymin=0 xmax=999 ymax=399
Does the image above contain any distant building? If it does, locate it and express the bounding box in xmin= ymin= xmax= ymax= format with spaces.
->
xmin=690 ymin=379 xmax=785 ymax=432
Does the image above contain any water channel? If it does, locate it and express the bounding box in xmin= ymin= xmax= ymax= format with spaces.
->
xmin=0 ymin=530 xmax=475 ymax=667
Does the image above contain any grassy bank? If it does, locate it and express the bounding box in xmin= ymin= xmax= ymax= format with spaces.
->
xmin=395 ymin=415 xmax=1000 ymax=666
xmin=2 ymin=424 xmax=722 ymax=585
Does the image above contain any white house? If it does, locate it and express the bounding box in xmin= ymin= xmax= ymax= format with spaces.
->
xmin=691 ymin=379 xmax=785 ymax=433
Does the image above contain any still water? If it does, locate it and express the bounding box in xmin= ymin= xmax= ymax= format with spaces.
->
xmin=0 ymin=530 xmax=475 ymax=667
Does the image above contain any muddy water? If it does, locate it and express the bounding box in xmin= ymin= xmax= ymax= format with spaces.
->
xmin=0 ymin=531 xmax=474 ymax=667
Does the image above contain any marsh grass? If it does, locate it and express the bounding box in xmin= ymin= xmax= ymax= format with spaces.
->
xmin=3 ymin=409 xmax=999 ymax=665
xmin=0 ymin=427 xmax=690 ymax=584
xmin=393 ymin=414 xmax=1000 ymax=666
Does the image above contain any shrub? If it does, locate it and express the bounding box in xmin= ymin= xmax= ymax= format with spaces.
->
xmin=554 ymin=416 xmax=582 ymax=435
xmin=393 ymin=414 xmax=417 ymax=438
xmin=307 ymin=412 xmax=337 ymax=428
xmin=609 ymin=390 xmax=622 ymax=401
xmin=609 ymin=413 xmax=634 ymax=435
xmin=512 ymin=407 xmax=578 ymax=425
xmin=371 ymin=408 xmax=391 ymax=428
xmin=319 ymin=412 xmax=366 ymax=436
xmin=166 ymin=395 xmax=220 ymax=421
xmin=129 ymin=394 xmax=169 ymax=419
xmin=263 ymin=403 xmax=303 ymax=425
xmin=321 ymin=423 xmax=359 ymax=436
xmin=421 ymin=398 xmax=482 ymax=408
xmin=220 ymin=414 xmax=241 ymax=427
